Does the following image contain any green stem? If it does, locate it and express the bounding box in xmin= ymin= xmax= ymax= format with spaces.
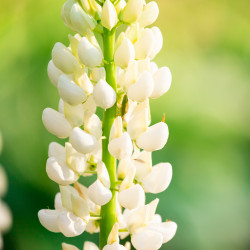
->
xmin=99 ymin=27 xmax=117 ymax=249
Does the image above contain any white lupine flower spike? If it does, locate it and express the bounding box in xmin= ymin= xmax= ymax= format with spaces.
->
xmin=40 ymin=1 xmax=177 ymax=249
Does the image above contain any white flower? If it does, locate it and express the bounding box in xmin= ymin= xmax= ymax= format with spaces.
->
xmin=52 ymin=42 xmax=80 ymax=73
xmin=77 ymin=72 xmax=94 ymax=95
xmin=150 ymin=67 xmax=172 ymax=99
xmin=70 ymin=127 xmax=98 ymax=154
xmin=120 ymin=0 xmax=144 ymax=24
xmin=83 ymin=241 xmax=99 ymax=250
xmin=78 ymin=37 xmax=103 ymax=68
xmin=138 ymin=1 xmax=159 ymax=28
xmin=149 ymin=27 xmax=163 ymax=59
xmin=38 ymin=209 xmax=61 ymax=233
xmin=134 ymin=29 xmax=155 ymax=60
xmin=93 ymin=79 xmax=116 ymax=109
xmin=87 ymin=180 xmax=112 ymax=206
xmin=142 ymin=163 xmax=172 ymax=194
xmin=96 ymin=161 xmax=111 ymax=188
xmin=58 ymin=74 xmax=87 ymax=106
xmin=127 ymin=71 xmax=154 ymax=102
xmin=47 ymin=60 xmax=63 ymax=86
xmin=46 ymin=157 xmax=79 ymax=185
xmin=48 ymin=142 xmax=65 ymax=159
xmin=42 ymin=108 xmax=73 ymax=138
xmin=136 ymin=122 xmax=169 ymax=152
xmin=84 ymin=112 xmax=102 ymax=139
xmin=70 ymin=3 xmax=96 ymax=35
xmin=115 ymin=0 xmax=126 ymax=14
xmin=108 ymin=132 xmax=133 ymax=160
xmin=90 ymin=67 xmax=106 ymax=82
xmin=64 ymin=102 xmax=85 ymax=127
xmin=114 ymin=38 xmax=135 ymax=69
xmin=101 ymin=0 xmax=118 ymax=31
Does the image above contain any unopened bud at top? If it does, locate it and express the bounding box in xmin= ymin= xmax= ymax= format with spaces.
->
xmin=101 ymin=0 xmax=118 ymax=31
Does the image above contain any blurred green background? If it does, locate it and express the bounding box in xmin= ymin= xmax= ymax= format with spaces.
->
xmin=0 ymin=0 xmax=249 ymax=249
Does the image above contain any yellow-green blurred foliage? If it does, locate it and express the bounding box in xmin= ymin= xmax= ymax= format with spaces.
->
xmin=0 ymin=0 xmax=249 ymax=249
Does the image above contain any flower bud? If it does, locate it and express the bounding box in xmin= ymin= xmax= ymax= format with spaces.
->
xmin=137 ymin=122 xmax=169 ymax=152
xmin=62 ymin=243 xmax=79 ymax=250
xmin=86 ymin=219 xmax=100 ymax=234
xmin=64 ymin=102 xmax=85 ymax=127
xmin=150 ymin=67 xmax=172 ymax=99
xmin=127 ymin=71 xmax=154 ymax=102
xmin=71 ymin=193 xmax=89 ymax=220
xmin=115 ymin=0 xmax=126 ymax=14
xmin=142 ymin=163 xmax=172 ymax=194
xmin=83 ymin=241 xmax=99 ymax=250
xmin=58 ymin=75 xmax=87 ymax=106
xmin=46 ymin=157 xmax=79 ymax=185
xmin=93 ymin=79 xmax=116 ymax=109
xmin=60 ymin=185 xmax=79 ymax=211
xmin=82 ymin=95 xmax=97 ymax=114
xmin=103 ymin=242 xmax=126 ymax=250
xmin=70 ymin=127 xmax=98 ymax=154
xmin=42 ymin=108 xmax=73 ymax=138
xmin=125 ymin=23 xmax=139 ymax=44
xmin=58 ymin=98 xmax=65 ymax=113
xmin=70 ymin=3 xmax=97 ymax=35
xmin=38 ymin=209 xmax=60 ymax=233
xmin=78 ymin=37 xmax=103 ymax=68
xmin=52 ymin=42 xmax=80 ymax=73
xmin=0 ymin=201 xmax=12 ymax=232
xmin=61 ymin=0 xmax=75 ymax=29
xmin=138 ymin=1 xmax=159 ymax=27
xmin=77 ymin=72 xmax=94 ymax=95
xmin=120 ymin=0 xmax=144 ymax=24
xmin=101 ymin=0 xmax=118 ymax=30
xmin=131 ymin=228 xmax=163 ymax=250
xmin=47 ymin=60 xmax=63 ymax=87
xmin=54 ymin=193 xmax=64 ymax=210
xmin=58 ymin=211 xmax=86 ymax=237
xmin=119 ymin=184 xmax=145 ymax=210
xmin=65 ymin=142 xmax=87 ymax=174
xmin=109 ymin=116 xmax=123 ymax=141
xmin=114 ymin=38 xmax=135 ymax=69
xmin=0 ymin=166 xmax=7 ymax=197
xmin=149 ymin=27 xmax=163 ymax=59
xmin=108 ymin=132 xmax=133 ymax=160
xmin=87 ymin=180 xmax=112 ymax=206
xmin=134 ymin=29 xmax=155 ymax=60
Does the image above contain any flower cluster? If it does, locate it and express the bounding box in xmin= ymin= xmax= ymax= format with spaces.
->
xmin=0 ymin=132 xmax=12 ymax=250
xmin=38 ymin=0 xmax=177 ymax=249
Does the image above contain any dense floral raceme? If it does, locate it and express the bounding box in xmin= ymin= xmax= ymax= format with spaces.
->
xmin=0 ymin=133 xmax=12 ymax=250
xmin=39 ymin=0 xmax=177 ymax=249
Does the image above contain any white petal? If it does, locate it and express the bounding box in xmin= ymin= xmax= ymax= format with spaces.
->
xmin=108 ymin=132 xmax=133 ymax=160
xmin=83 ymin=241 xmax=99 ymax=250
xmin=58 ymin=211 xmax=86 ymax=237
xmin=62 ymin=242 xmax=80 ymax=250
xmin=93 ymin=79 xmax=116 ymax=109
xmin=127 ymin=71 xmax=154 ymax=102
xmin=38 ymin=209 xmax=60 ymax=233
xmin=84 ymin=112 xmax=102 ymax=139
xmin=147 ymin=221 xmax=177 ymax=243
xmin=65 ymin=142 xmax=87 ymax=174
xmin=103 ymin=242 xmax=126 ymax=250
xmin=77 ymin=72 xmax=94 ymax=95
xmin=46 ymin=157 xmax=78 ymax=185
xmin=120 ymin=0 xmax=144 ymax=23
xmin=71 ymin=193 xmax=90 ymax=220
xmin=82 ymin=95 xmax=97 ymax=114
xmin=54 ymin=193 xmax=64 ymax=210
xmin=47 ymin=60 xmax=63 ymax=86
xmin=131 ymin=228 xmax=163 ymax=250
xmin=138 ymin=1 xmax=159 ymax=27
xmin=48 ymin=142 xmax=65 ymax=159
xmin=149 ymin=27 xmax=163 ymax=59
xmin=134 ymin=29 xmax=154 ymax=60
xmin=58 ymin=98 xmax=65 ymax=113
xmin=118 ymin=184 xmax=145 ymax=210
xmin=136 ymin=122 xmax=169 ymax=152
xmin=101 ymin=0 xmax=118 ymax=30
xmin=60 ymin=185 xmax=79 ymax=211
xmin=70 ymin=3 xmax=96 ymax=35
xmin=85 ymin=219 xmax=100 ymax=234
xmin=87 ymin=180 xmax=112 ymax=206
xmin=97 ymin=161 xmax=111 ymax=188
xmin=78 ymin=37 xmax=103 ymax=68
xmin=109 ymin=116 xmax=123 ymax=141
xmin=150 ymin=67 xmax=172 ymax=99
xmin=90 ymin=67 xmax=106 ymax=82
xmin=52 ymin=42 xmax=80 ymax=73
xmin=115 ymin=0 xmax=126 ymax=14
xmin=64 ymin=102 xmax=85 ymax=127
xmin=70 ymin=127 xmax=98 ymax=154
xmin=58 ymin=75 xmax=87 ymax=106
xmin=114 ymin=38 xmax=135 ymax=69
xmin=42 ymin=108 xmax=73 ymax=138
xmin=117 ymin=158 xmax=131 ymax=180
xmin=142 ymin=163 xmax=172 ymax=194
